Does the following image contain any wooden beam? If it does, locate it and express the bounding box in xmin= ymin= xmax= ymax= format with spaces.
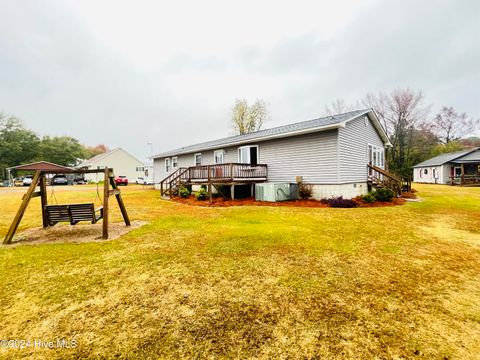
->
xmin=108 ymin=189 xmax=120 ymax=196
xmin=230 ymin=185 xmax=235 ymax=200
xmin=102 ymin=167 xmax=109 ymax=239
xmin=39 ymin=175 xmax=48 ymax=228
xmin=109 ymin=172 xmax=131 ymax=226
xmin=22 ymin=191 xmax=41 ymax=200
xmin=3 ymin=171 xmax=42 ymax=244
xmin=41 ymin=168 xmax=114 ymax=175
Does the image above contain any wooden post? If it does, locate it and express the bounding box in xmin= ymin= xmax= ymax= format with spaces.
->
xmin=3 ymin=171 xmax=42 ymax=244
xmin=39 ymin=174 xmax=48 ymax=228
xmin=109 ymin=172 xmax=131 ymax=226
xmin=461 ymin=164 xmax=465 ymax=186
xmin=207 ymin=165 xmax=212 ymax=202
xmin=251 ymin=183 xmax=255 ymax=198
xmin=102 ymin=167 xmax=109 ymax=239
xmin=230 ymin=185 xmax=235 ymax=200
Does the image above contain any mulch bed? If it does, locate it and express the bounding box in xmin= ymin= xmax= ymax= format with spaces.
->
xmin=171 ymin=195 xmax=411 ymax=208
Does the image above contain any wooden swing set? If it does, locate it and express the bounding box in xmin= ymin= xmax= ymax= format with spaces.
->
xmin=3 ymin=167 xmax=130 ymax=245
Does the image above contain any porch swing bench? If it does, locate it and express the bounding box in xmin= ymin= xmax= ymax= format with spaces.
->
xmin=45 ymin=204 xmax=104 ymax=226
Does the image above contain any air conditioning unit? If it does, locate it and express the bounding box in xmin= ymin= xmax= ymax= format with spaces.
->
xmin=255 ymin=183 xmax=298 ymax=202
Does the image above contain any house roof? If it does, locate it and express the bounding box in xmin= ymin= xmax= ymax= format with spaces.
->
xmin=152 ymin=109 xmax=390 ymax=158
xmin=450 ymin=148 xmax=480 ymax=163
xmin=76 ymin=148 xmax=142 ymax=168
xmin=7 ymin=161 xmax=73 ymax=172
xmin=413 ymin=148 xmax=479 ymax=167
xmin=77 ymin=148 xmax=119 ymax=168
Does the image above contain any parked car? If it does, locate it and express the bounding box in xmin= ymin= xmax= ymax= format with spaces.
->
xmin=52 ymin=175 xmax=68 ymax=185
xmin=115 ymin=175 xmax=129 ymax=186
xmin=135 ymin=177 xmax=154 ymax=185
xmin=13 ymin=178 xmax=23 ymax=187
xmin=74 ymin=178 xmax=87 ymax=185
xmin=22 ymin=175 xmax=33 ymax=186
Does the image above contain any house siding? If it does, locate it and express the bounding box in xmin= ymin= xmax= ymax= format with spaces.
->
xmin=413 ymin=164 xmax=451 ymax=184
xmin=258 ymin=130 xmax=338 ymax=183
xmin=81 ymin=149 xmax=145 ymax=182
xmin=154 ymin=114 xmax=389 ymax=191
xmin=338 ymin=115 xmax=385 ymax=183
xmin=155 ymin=131 xmax=339 ymax=184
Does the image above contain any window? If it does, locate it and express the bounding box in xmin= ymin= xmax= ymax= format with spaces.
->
xmin=165 ymin=158 xmax=170 ymax=173
xmin=136 ymin=166 xmax=144 ymax=172
xmin=214 ymin=150 xmax=225 ymax=164
xmin=423 ymin=168 xmax=428 ymax=175
xmin=367 ymin=144 xmax=385 ymax=168
xmin=172 ymin=157 xmax=178 ymax=169
xmin=238 ymin=145 xmax=258 ymax=165
xmin=194 ymin=153 xmax=202 ymax=166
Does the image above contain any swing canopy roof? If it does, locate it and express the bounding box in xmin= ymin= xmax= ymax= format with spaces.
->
xmin=8 ymin=161 xmax=113 ymax=174
xmin=7 ymin=161 xmax=73 ymax=172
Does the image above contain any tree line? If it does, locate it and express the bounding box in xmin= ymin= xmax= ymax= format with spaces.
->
xmin=0 ymin=112 xmax=107 ymax=179
xmin=232 ymin=89 xmax=479 ymax=178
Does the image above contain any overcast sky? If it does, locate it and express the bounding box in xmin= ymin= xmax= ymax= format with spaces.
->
xmin=1 ymin=0 xmax=479 ymax=161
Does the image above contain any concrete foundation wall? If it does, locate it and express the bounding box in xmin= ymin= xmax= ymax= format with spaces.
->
xmin=310 ymin=182 xmax=368 ymax=200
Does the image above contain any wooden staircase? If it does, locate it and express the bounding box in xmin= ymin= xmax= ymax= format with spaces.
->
xmin=160 ymin=167 xmax=190 ymax=197
xmin=367 ymin=164 xmax=409 ymax=195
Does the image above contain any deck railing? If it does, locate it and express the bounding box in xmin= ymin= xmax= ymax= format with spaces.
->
xmin=367 ymin=164 xmax=403 ymax=195
xmin=160 ymin=163 xmax=268 ymax=196
xmin=450 ymin=175 xmax=480 ymax=186
xmin=188 ymin=163 xmax=268 ymax=181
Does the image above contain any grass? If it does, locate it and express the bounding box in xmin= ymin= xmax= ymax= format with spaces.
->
xmin=0 ymin=184 xmax=479 ymax=359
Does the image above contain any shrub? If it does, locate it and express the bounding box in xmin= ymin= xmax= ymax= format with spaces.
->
xmin=178 ymin=186 xmax=190 ymax=198
xmin=361 ymin=193 xmax=376 ymax=203
xmin=195 ymin=188 xmax=209 ymax=201
xmin=298 ymin=183 xmax=313 ymax=200
xmin=325 ymin=196 xmax=358 ymax=208
xmin=373 ymin=188 xmax=395 ymax=202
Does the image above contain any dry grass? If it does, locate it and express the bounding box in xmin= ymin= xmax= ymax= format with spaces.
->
xmin=0 ymin=184 xmax=479 ymax=359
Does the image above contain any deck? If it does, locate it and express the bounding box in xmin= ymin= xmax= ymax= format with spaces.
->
xmin=160 ymin=163 xmax=268 ymax=198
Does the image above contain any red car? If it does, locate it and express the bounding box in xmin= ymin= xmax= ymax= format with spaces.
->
xmin=115 ymin=175 xmax=129 ymax=186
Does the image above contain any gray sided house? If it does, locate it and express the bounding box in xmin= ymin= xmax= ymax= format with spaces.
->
xmin=153 ymin=109 xmax=392 ymax=200
xmin=413 ymin=148 xmax=480 ymax=185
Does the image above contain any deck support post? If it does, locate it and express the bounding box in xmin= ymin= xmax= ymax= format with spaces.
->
xmin=230 ymin=185 xmax=235 ymax=200
xmin=207 ymin=165 xmax=212 ymax=203
xmin=250 ymin=183 xmax=255 ymax=198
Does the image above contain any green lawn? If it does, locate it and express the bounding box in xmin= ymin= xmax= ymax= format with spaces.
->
xmin=0 ymin=184 xmax=479 ymax=359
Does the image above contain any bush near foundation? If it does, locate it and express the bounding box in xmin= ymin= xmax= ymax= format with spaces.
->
xmin=324 ymin=196 xmax=358 ymax=208
xmin=298 ymin=183 xmax=313 ymax=200
xmin=361 ymin=193 xmax=376 ymax=203
xmin=195 ymin=188 xmax=209 ymax=201
xmin=178 ymin=186 xmax=190 ymax=198
xmin=373 ymin=188 xmax=395 ymax=202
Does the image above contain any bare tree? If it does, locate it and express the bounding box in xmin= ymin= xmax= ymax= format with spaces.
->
xmin=323 ymin=99 xmax=360 ymax=116
xmin=231 ymin=99 xmax=267 ymax=135
xmin=362 ymin=88 xmax=430 ymax=176
xmin=430 ymin=106 xmax=479 ymax=144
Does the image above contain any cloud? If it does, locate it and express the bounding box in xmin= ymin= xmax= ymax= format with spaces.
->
xmin=0 ymin=0 xmax=479 ymax=161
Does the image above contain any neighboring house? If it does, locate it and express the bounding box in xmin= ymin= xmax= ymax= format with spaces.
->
xmin=413 ymin=148 xmax=480 ymax=185
xmin=152 ymin=109 xmax=395 ymax=199
xmin=77 ymin=148 xmax=145 ymax=182
xmin=143 ymin=163 xmax=154 ymax=180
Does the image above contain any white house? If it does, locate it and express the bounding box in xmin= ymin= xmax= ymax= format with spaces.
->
xmin=152 ymin=109 xmax=397 ymax=199
xmin=77 ymin=148 xmax=146 ymax=182
xmin=413 ymin=148 xmax=480 ymax=185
